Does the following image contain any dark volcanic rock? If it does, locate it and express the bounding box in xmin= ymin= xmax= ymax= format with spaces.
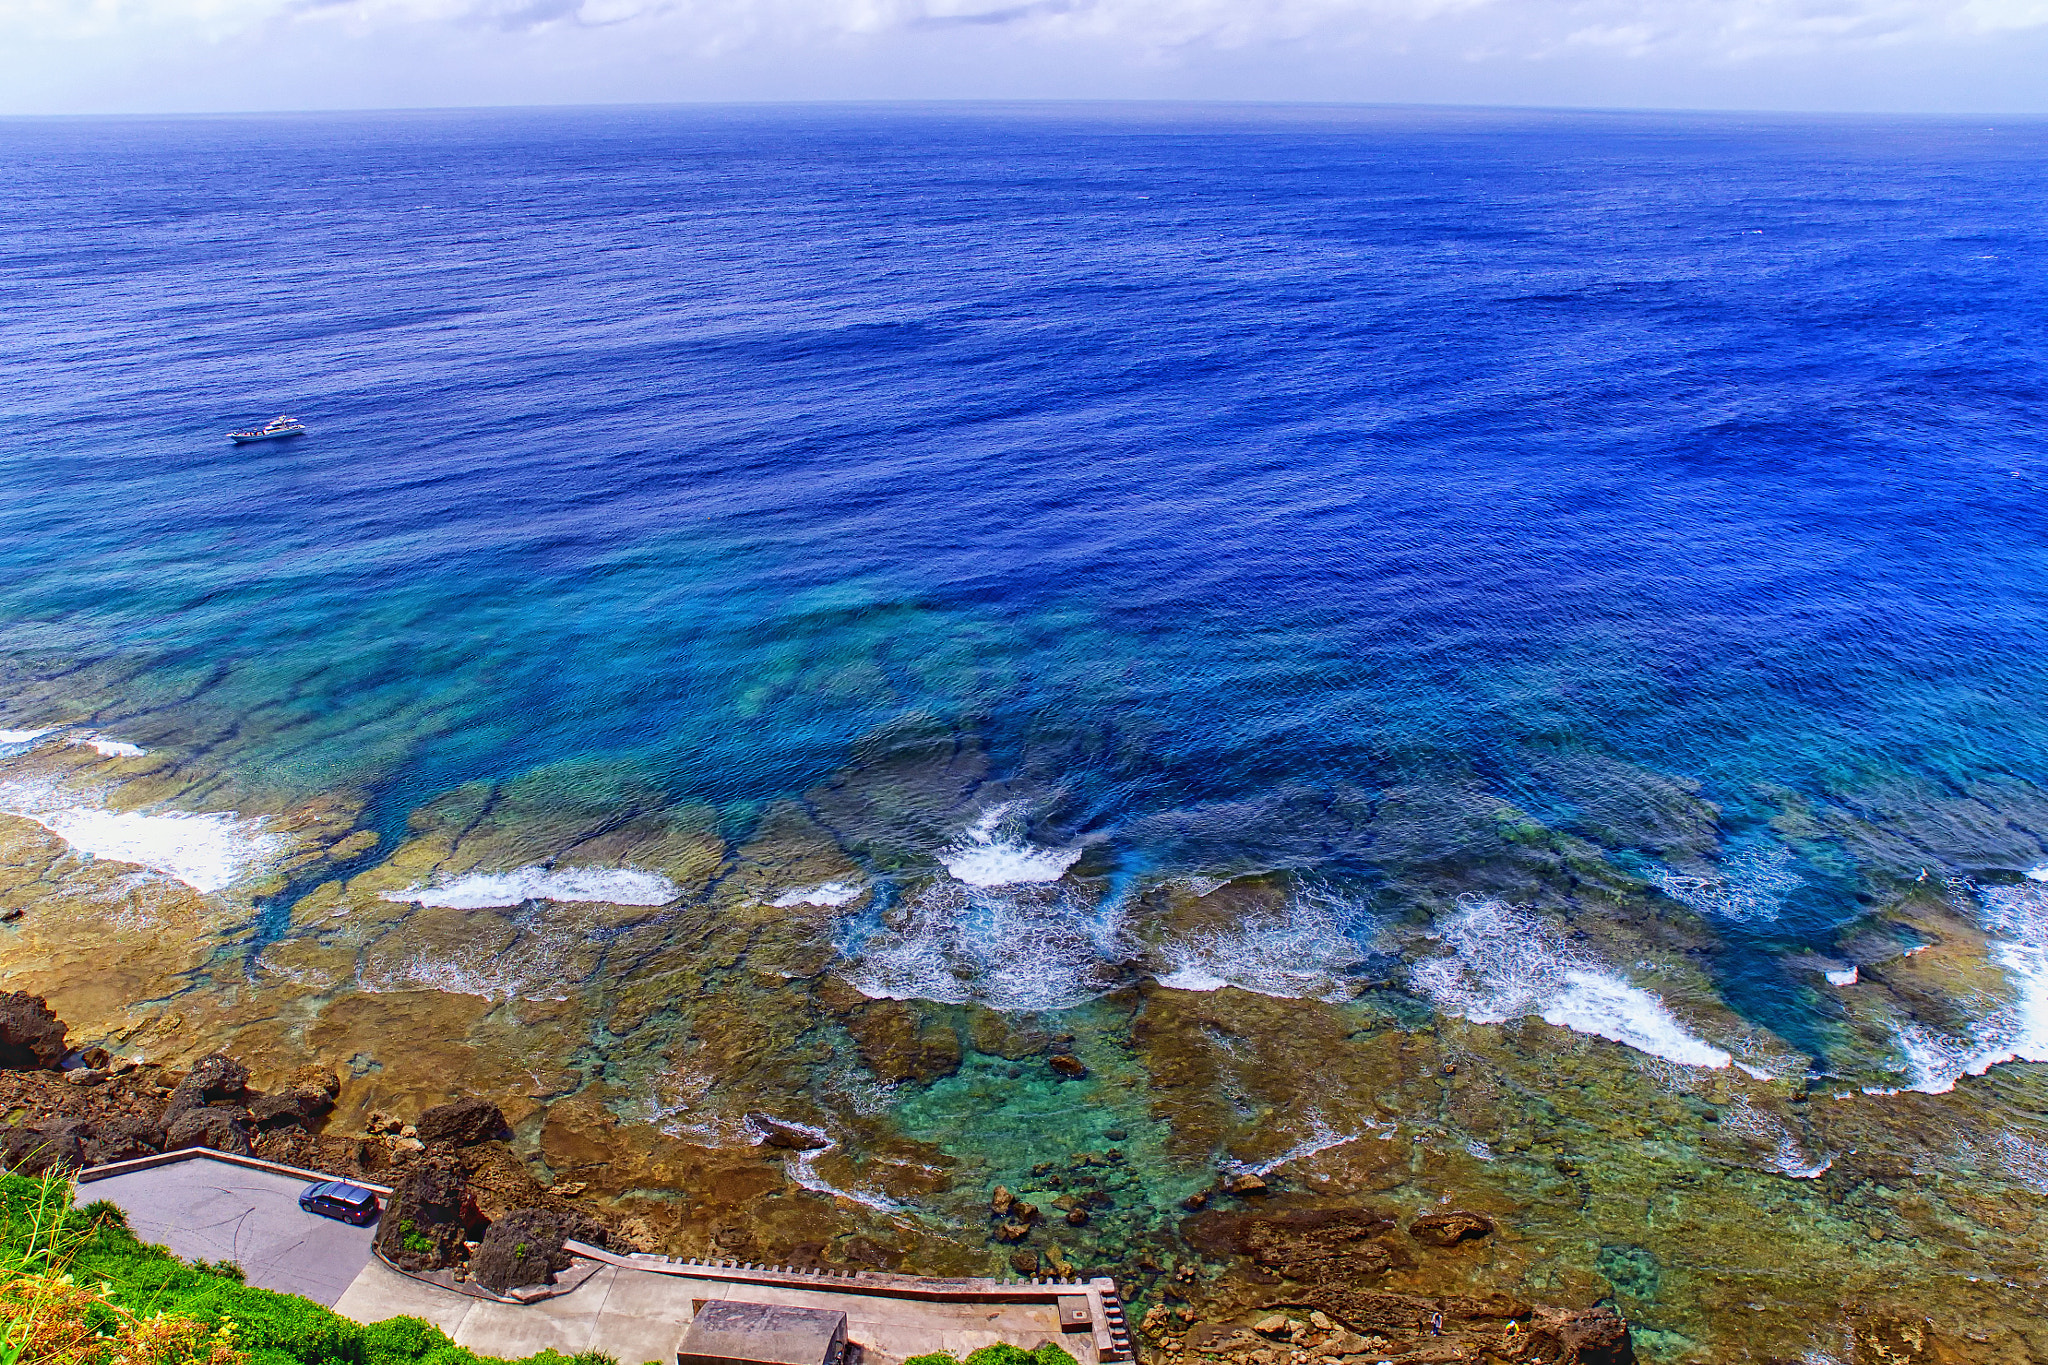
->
xmin=165 ymin=1108 xmax=253 ymax=1157
xmin=417 ymin=1098 xmax=508 ymax=1147
xmin=375 ymin=1161 xmax=485 ymax=1271
xmin=2 ymin=1121 xmax=87 ymax=1174
xmin=0 ymin=993 xmax=68 ymax=1071
xmin=85 ymin=1117 xmax=165 ymax=1165
xmin=249 ymin=1092 xmax=318 ymax=1131
xmin=1048 ymin=1053 xmax=1087 ymax=1078
xmin=1183 ymin=1207 xmax=1404 ymax=1283
xmin=164 ymin=1053 xmax=250 ymax=1124
xmin=469 ymin=1206 xmax=611 ymax=1293
xmin=1409 ymin=1210 xmax=1495 ymax=1246
xmin=746 ymin=1114 xmax=827 ymax=1151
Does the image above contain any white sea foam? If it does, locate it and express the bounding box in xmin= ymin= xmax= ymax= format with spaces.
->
xmin=1227 ymin=1113 xmax=1377 ymax=1176
xmin=746 ymin=1115 xmax=901 ymax=1213
xmin=2027 ymin=865 xmax=2048 ymax=883
xmin=1154 ymin=888 xmax=1367 ymax=1002
xmin=1718 ymin=1097 xmax=1832 ymax=1178
xmin=76 ymin=735 xmax=145 ymax=758
xmin=0 ymin=728 xmax=50 ymax=745
xmin=357 ymin=905 xmax=584 ymax=1002
xmin=380 ymin=864 xmax=678 ymax=909
xmin=842 ymin=877 xmax=1114 ymax=1011
xmin=1865 ymin=879 xmax=2048 ymax=1095
xmin=937 ymin=805 xmax=1083 ymax=887
xmin=772 ymin=881 xmax=864 ymax=908
xmin=0 ymin=800 xmax=282 ymax=894
xmin=1826 ymin=967 xmax=1859 ymax=986
xmin=1652 ymin=838 xmax=1802 ymax=922
xmin=1411 ymin=898 xmax=1733 ymax=1069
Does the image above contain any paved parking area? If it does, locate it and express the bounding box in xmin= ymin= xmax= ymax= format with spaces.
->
xmin=79 ymin=1158 xmax=377 ymax=1305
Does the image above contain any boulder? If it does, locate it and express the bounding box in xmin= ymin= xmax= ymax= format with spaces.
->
xmin=286 ymin=1063 xmax=341 ymax=1098
xmin=0 ymin=993 xmax=68 ymax=1071
xmin=744 ymin=1113 xmax=825 ymax=1152
xmin=375 ymin=1161 xmax=485 ymax=1271
xmin=1048 ymin=1054 xmax=1087 ymax=1078
xmin=249 ymin=1091 xmax=320 ymax=1131
xmin=2 ymin=1122 xmax=87 ymax=1174
xmin=85 ymin=1117 xmax=165 ymax=1165
xmin=164 ymin=1053 xmax=249 ymax=1124
xmin=165 ymin=1108 xmax=253 ymax=1157
xmin=1222 ymin=1172 xmax=1268 ymax=1196
xmin=468 ymin=1206 xmax=610 ymax=1293
xmin=1409 ymin=1211 xmax=1494 ymax=1247
xmin=990 ymin=1185 xmax=1015 ymax=1215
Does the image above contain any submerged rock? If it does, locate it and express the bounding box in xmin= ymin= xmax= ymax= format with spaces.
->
xmin=1409 ymin=1210 xmax=1495 ymax=1246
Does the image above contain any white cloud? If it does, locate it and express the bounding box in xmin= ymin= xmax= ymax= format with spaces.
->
xmin=13 ymin=0 xmax=2048 ymax=55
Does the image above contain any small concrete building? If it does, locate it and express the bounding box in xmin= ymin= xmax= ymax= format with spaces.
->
xmin=678 ymin=1299 xmax=850 ymax=1365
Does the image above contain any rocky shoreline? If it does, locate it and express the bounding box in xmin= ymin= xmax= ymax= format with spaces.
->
xmin=3 ymin=988 xmax=1636 ymax=1362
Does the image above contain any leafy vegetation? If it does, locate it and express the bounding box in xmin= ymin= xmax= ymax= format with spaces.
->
xmin=904 ymin=1343 xmax=1080 ymax=1365
xmin=5 ymin=1169 xmax=1069 ymax=1365
xmin=0 ymin=1172 xmax=615 ymax=1365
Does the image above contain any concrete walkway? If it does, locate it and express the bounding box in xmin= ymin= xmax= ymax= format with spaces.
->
xmin=333 ymin=1254 xmax=1101 ymax=1365
xmin=79 ymin=1157 xmax=376 ymax=1306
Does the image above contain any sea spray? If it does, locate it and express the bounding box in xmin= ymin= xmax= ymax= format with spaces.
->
xmin=1411 ymin=896 xmax=1733 ymax=1069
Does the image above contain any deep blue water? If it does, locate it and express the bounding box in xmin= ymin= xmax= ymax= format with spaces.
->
xmin=4 ymin=105 xmax=2048 ymax=1055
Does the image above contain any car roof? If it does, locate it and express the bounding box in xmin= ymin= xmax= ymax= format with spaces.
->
xmin=306 ymin=1180 xmax=377 ymax=1203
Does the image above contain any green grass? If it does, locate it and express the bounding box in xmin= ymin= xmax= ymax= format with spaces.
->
xmin=0 ymin=1171 xmax=616 ymax=1365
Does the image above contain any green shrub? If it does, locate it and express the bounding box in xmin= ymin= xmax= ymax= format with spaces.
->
xmin=0 ymin=1170 xmax=608 ymax=1365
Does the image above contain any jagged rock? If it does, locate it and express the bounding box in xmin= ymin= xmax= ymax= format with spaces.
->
xmin=1009 ymin=1250 xmax=1041 ymax=1276
xmin=1409 ymin=1211 xmax=1494 ymax=1247
xmin=164 ymin=1054 xmax=249 ymax=1124
xmin=418 ymin=1098 xmax=508 ymax=1146
xmin=1524 ymin=1305 xmax=1633 ymax=1365
xmin=1223 ymin=1172 xmax=1269 ymax=1196
xmin=0 ymin=993 xmax=68 ymax=1071
xmin=63 ymin=1068 xmax=108 ymax=1087
xmin=2 ymin=1122 xmax=86 ymax=1174
xmin=1048 ymin=1053 xmax=1086 ymax=1078
xmin=745 ymin=1113 xmax=826 ymax=1151
xmin=85 ymin=1117 xmax=164 ymax=1165
xmin=469 ymin=1206 xmax=611 ymax=1293
xmin=287 ymin=1064 xmax=341 ymax=1098
xmin=1012 ymin=1201 xmax=1040 ymax=1224
xmin=990 ymin=1185 xmax=1015 ymax=1215
xmin=1253 ymin=1315 xmax=1294 ymax=1339
xmin=1183 ymin=1206 xmax=1403 ymax=1283
xmin=1064 ymin=1207 xmax=1089 ymax=1227
xmin=165 ymin=1108 xmax=253 ymax=1157
xmin=249 ymin=1091 xmax=322 ymax=1131
xmin=470 ymin=1220 xmax=555 ymax=1293
xmin=993 ymin=1219 xmax=1032 ymax=1243
xmin=79 ymin=1047 xmax=111 ymax=1070
xmin=375 ymin=1161 xmax=484 ymax=1271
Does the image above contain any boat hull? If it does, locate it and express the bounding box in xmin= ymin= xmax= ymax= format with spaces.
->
xmin=228 ymin=428 xmax=305 ymax=444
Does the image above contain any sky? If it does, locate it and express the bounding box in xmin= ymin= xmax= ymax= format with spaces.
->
xmin=4 ymin=0 xmax=2048 ymax=115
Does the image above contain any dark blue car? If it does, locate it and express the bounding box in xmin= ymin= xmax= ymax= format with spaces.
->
xmin=299 ymin=1180 xmax=380 ymax=1226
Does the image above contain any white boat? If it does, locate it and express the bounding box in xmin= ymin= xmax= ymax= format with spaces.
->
xmin=228 ymin=415 xmax=306 ymax=444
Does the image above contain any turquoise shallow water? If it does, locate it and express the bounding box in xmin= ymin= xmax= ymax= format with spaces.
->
xmin=3 ymin=104 xmax=2048 ymax=1079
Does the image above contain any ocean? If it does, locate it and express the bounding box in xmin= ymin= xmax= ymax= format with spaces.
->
xmin=3 ymin=103 xmax=2047 ymax=1358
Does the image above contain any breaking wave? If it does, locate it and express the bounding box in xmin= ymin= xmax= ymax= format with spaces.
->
xmin=76 ymin=735 xmax=145 ymax=758
xmin=0 ymin=794 xmax=282 ymax=894
xmin=380 ymin=864 xmax=679 ymax=909
xmin=772 ymin=881 xmax=864 ymax=908
xmin=1153 ymin=887 xmax=1369 ymax=1002
xmin=937 ymin=804 xmax=1083 ymax=887
xmin=1868 ymin=877 xmax=2048 ymax=1095
xmin=841 ymin=876 xmax=1117 ymax=1011
xmin=1411 ymin=897 xmax=1733 ymax=1069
